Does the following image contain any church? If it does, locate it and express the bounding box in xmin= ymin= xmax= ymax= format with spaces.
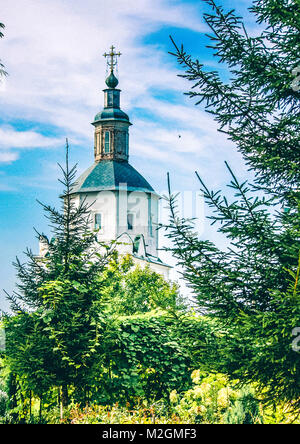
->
xmin=39 ymin=46 xmax=171 ymax=278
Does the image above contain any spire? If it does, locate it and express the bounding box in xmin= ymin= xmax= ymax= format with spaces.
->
xmin=92 ymin=46 xmax=131 ymax=163
xmin=103 ymin=45 xmax=121 ymax=89
xmin=103 ymin=45 xmax=121 ymax=73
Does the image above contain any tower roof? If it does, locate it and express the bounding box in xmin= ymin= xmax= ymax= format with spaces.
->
xmin=105 ymin=71 xmax=119 ymax=89
xmin=81 ymin=46 xmax=156 ymax=196
xmin=93 ymin=46 xmax=130 ymax=126
xmin=93 ymin=104 xmax=129 ymax=124
xmin=71 ymin=160 xmax=155 ymax=194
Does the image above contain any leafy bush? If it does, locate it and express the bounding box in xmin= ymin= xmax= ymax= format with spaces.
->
xmin=99 ymin=256 xmax=186 ymax=315
xmin=169 ymin=371 xmax=262 ymax=424
xmin=46 ymin=371 xmax=300 ymax=424
xmin=66 ymin=401 xmax=176 ymax=424
xmin=93 ymin=311 xmax=217 ymax=404
xmin=0 ymin=389 xmax=8 ymax=418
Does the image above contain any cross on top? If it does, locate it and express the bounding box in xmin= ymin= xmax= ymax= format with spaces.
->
xmin=103 ymin=45 xmax=121 ymax=73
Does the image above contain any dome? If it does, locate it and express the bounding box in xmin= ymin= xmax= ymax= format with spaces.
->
xmin=71 ymin=160 xmax=155 ymax=194
xmin=94 ymin=107 xmax=129 ymax=123
xmin=105 ymin=71 xmax=119 ymax=88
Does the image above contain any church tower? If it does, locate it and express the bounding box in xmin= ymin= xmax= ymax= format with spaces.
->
xmin=69 ymin=46 xmax=171 ymax=277
xmin=93 ymin=47 xmax=131 ymax=163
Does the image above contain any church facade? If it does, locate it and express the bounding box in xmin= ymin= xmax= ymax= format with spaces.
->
xmin=39 ymin=47 xmax=171 ymax=278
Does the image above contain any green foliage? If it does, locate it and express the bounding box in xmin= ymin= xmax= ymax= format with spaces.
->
xmin=170 ymin=0 xmax=300 ymax=198
xmin=108 ymin=314 xmax=189 ymax=400
xmin=165 ymin=165 xmax=293 ymax=317
xmin=2 ymin=142 xmax=114 ymax=419
xmin=223 ymin=387 xmax=262 ymax=424
xmin=169 ymin=371 xmax=262 ymax=424
xmin=224 ymin=257 xmax=300 ymax=409
xmin=164 ymin=129 xmax=300 ymax=412
xmin=1 ymin=139 xmax=204 ymax=421
xmin=3 ymin=1 xmax=299 ymax=421
xmin=98 ymin=255 xmax=186 ymax=315
xmin=49 ymin=401 xmax=175 ymax=424
xmin=1 ymin=309 xmax=218 ymax=422
xmin=166 ymin=0 xmax=300 ymax=413
xmin=42 ymin=371 xmax=300 ymax=424
xmin=0 ymin=389 xmax=7 ymax=417
xmin=87 ymin=311 xmax=218 ymax=405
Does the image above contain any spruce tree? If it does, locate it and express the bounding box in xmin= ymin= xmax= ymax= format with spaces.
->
xmin=165 ymin=0 xmax=300 ymax=411
xmin=170 ymin=0 xmax=300 ymax=200
xmin=3 ymin=141 xmax=114 ymax=420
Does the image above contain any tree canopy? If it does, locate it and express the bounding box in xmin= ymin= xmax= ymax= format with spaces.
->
xmin=166 ymin=0 xmax=300 ymax=411
xmin=170 ymin=0 xmax=300 ymax=199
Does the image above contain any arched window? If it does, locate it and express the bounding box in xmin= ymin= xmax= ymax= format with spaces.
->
xmin=94 ymin=213 xmax=102 ymax=230
xmin=133 ymin=235 xmax=141 ymax=253
xmin=125 ymin=132 xmax=129 ymax=156
xmin=104 ymin=131 xmax=110 ymax=153
xmin=127 ymin=212 xmax=134 ymax=230
xmin=96 ymin=133 xmax=100 ymax=154
xmin=149 ymin=212 xmax=153 ymax=237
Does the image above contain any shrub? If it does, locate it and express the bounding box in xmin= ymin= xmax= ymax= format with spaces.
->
xmin=0 ymin=389 xmax=8 ymax=418
xmin=169 ymin=371 xmax=262 ymax=424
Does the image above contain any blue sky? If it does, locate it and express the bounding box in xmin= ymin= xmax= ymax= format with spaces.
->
xmin=0 ymin=0 xmax=258 ymax=310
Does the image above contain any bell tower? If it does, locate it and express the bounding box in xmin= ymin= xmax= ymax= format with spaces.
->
xmin=92 ymin=46 xmax=132 ymax=163
xmin=66 ymin=46 xmax=172 ymax=278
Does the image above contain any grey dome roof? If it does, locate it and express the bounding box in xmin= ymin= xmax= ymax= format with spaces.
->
xmin=105 ymin=72 xmax=119 ymax=88
xmin=71 ymin=160 xmax=155 ymax=194
xmin=94 ymin=108 xmax=129 ymax=123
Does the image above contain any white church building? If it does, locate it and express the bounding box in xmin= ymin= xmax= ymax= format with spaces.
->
xmin=40 ymin=46 xmax=171 ymax=278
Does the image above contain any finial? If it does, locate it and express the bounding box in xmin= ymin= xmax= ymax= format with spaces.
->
xmin=103 ymin=45 xmax=121 ymax=73
xmin=103 ymin=45 xmax=121 ymax=89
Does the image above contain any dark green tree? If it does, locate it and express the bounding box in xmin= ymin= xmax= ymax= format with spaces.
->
xmin=170 ymin=0 xmax=300 ymax=200
xmin=165 ymin=0 xmax=300 ymax=411
xmin=3 ymin=141 xmax=114 ymax=420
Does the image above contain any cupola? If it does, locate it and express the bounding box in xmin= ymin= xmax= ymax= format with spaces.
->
xmin=92 ymin=46 xmax=131 ymax=163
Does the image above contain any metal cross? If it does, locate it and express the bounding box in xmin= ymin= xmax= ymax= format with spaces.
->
xmin=103 ymin=45 xmax=121 ymax=73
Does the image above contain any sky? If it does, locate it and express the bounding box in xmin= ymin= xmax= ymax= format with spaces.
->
xmin=0 ymin=0 xmax=258 ymax=311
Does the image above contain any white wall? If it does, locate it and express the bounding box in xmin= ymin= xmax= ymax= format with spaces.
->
xmin=80 ymin=191 xmax=117 ymax=242
xmin=133 ymin=256 xmax=170 ymax=279
xmin=77 ymin=189 xmax=161 ymax=260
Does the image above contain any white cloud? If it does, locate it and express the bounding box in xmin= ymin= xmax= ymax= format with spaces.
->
xmin=0 ymin=126 xmax=62 ymax=149
xmin=0 ymin=151 xmax=18 ymax=163
xmin=0 ymin=0 xmax=246 ymax=187
xmin=0 ymin=0 xmax=206 ymax=140
xmin=0 ymin=126 xmax=65 ymax=162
